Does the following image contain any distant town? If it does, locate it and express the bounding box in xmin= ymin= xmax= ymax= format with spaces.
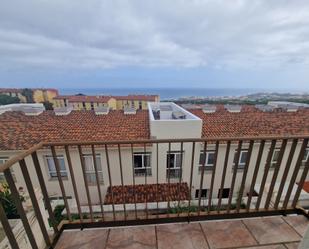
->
xmin=172 ymin=92 xmax=309 ymax=106
xmin=1 ymin=88 xmax=309 ymax=110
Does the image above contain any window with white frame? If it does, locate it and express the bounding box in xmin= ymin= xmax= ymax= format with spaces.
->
xmin=166 ymin=151 xmax=183 ymax=178
xmin=301 ymin=148 xmax=309 ymax=167
xmin=270 ymin=149 xmax=281 ymax=168
xmin=233 ymin=150 xmax=248 ymax=169
xmin=0 ymin=157 xmax=16 ymax=182
xmin=83 ymin=154 xmax=104 ymax=184
xmin=45 ymin=155 xmax=67 ymax=179
xmin=199 ymin=150 xmax=215 ymax=172
xmin=133 ymin=152 xmax=151 ymax=176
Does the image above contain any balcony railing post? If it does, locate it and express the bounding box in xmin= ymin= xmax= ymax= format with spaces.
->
xmin=217 ymin=141 xmax=231 ymax=212
xmin=31 ymin=151 xmax=58 ymax=233
xmin=144 ymin=143 xmax=148 ymax=219
xmin=4 ymin=169 xmax=39 ymax=249
xmin=0 ymin=201 xmax=20 ymax=249
xmin=236 ymin=140 xmax=254 ymax=212
xmin=92 ymin=145 xmax=105 ymax=220
xmin=117 ymin=144 xmax=126 ymax=220
xmin=177 ymin=141 xmax=184 ymax=217
xmin=292 ymin=145 xmax=309 ymax=207
xmin=51 ymin=145 xmax=72 ymax=221
xmin=246 ymin=140 xmax=265 ymax=211
xmin=105 ymin=144 xmax=116 ymax=221
xmin=198 ymin=141 xmax=207 ymax=215
xmin=264 ymin=139 xmax=288 ymax=209
xmin=65 ymin=145 xmax=83 ymax=222
xmin=274 ymin=139 xmax=298 ymax=209
xmin=187 ymin=142 xmax=196 ymax=219
xmin=256 ymin=140 xmax=276 ymax=210
xmin=227 ymin=140 xmax=243 ymax=213
xmin=78 ymin=145 xmax=93 ymax=221
xmin=156 ymin=142 xmax=159 ymax=218
xmin=283 ymin=139 xmax=308 ymax=209
xmin=167 ymin=142 xmax=171 ymax=216
xmin=208 ymin=141 xmax=219 ymax=213
xmin=130 ymin=144 xmax=138 ymax=219
xmin=19 ymin=159 xmax=51 ymax=247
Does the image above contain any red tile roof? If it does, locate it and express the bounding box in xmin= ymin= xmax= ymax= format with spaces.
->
xmin=53 ymin=95 xmax=113 ymax=103
xmin=0 ymin=88 xmax=58 ymax=94
xmin=302 ymin=182 xmax=309 ymax=193
xmin=53 ymin=94 xmax=158 ymax=102
xmin=0 ymin=88 xmax=22 ymax=93
xmin=0 ymin=110 xmax=150 ymax=150
xmin=114 ymin=95 xmax=158 ymax=101
xmin=190 ymin=105 xmax=309 ymax=138
xmin=104 ymin=183 xmax=189 ymax=204
xmin=1 ymin=105 xmax=309 ymax=151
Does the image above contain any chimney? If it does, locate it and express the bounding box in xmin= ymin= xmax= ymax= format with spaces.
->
xmin=95 ymin=106 xmax=109 ymax=115
xmin=225 ymin=104 xmax=242 ymax=113
xmin=124 ymin=107 xmax=136 ymax=115
xmin=54 ymin=106 xmax=73 ymax=116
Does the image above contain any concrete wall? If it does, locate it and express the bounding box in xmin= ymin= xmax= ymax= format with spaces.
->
xmin=33 ymin=90 xmax=58 ymax=103
xmin=51 ymin=98 xmax=152 ymax=110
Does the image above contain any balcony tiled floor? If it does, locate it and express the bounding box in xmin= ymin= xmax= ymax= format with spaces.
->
xmin=55 ymin=215 xmax=308 ymax=249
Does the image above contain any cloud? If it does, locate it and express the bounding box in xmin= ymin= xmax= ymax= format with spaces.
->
xmin=0 ymin=0 xmax=309 ymax=71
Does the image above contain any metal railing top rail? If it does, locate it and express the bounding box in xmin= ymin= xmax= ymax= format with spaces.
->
xmin=1 ymin=133 xmax=309 ymax=172
xmin=43 ymin=134 xmax=309 ymax=146
xmin=0 ymin=142 xmax=44 ymax=173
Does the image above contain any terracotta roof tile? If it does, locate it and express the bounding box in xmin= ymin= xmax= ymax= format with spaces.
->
xmin=0 ymin=110 xmax=149 ymax=150
xmin=53 ymin=94 xmax=158 ymax=102
xmin=104 ymin=183 xmax=189 ymax=204
xmin=1 ymin=105 xmax=309 ymax=151
xmin=53 ymin=95 xmax=113 ymax=103
xmin=190 ymin=105 xmax=309 ymax=138
xmin=113 ymin=95 xmax=158 ymax=101
xmin=0 ymin=88 xmax=58 ymax=93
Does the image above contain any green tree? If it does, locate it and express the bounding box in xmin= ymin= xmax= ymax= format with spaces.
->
xmin=0 ymin=94 xmax=20 ymax=105
xmin=21 ymin=88 xmax=34 ymax=103
xmin=0 ymin=183 xmax=25 ymax=219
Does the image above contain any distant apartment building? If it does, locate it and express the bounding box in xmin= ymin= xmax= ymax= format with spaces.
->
xmin=0 ymin=88 xmax=27 ymax=102
xmin=0 ymin=102 xmax=309 ymax=207
xmin=52 ymin=94 xmax=159 ymax=110
xmin=0 ymin=88 xmax=58 ymax=103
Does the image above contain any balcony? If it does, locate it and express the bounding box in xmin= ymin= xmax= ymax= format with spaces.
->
xmin=0 ymin=136 xmax=309 ymax=249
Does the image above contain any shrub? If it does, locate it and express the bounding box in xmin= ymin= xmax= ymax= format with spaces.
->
xmin=0 ymin=183 xmax=25 ymax=219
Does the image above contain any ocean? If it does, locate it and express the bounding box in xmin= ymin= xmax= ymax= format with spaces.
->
xmin=59 ymin=88 xmax=283 ymax=100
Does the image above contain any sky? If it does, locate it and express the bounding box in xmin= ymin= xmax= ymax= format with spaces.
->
xmin=0 ymin=0 xmax=309 ymax=90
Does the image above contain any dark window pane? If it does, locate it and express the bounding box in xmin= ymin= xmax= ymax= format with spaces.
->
xmin=134 ymin=155 xmax=143 ymax=168
xmin=144 ymin=155 xmax=151 ymax=167
xmin=167 ymin=154 xmax=175 ymax=168
xmin=240 ymin=151 xmax=248 ymax=165
xmin=207 ymin=152 xmax=215 ymax=165
xmin=272 ymin=150 xmax=280 ymax=162
xmin=199 ymin=153 xmax=206 ymax=165
xmin=195 ymin=189 xmax=208 ymax=198
xmin=218 ymin=188 xmax=230 ymax=198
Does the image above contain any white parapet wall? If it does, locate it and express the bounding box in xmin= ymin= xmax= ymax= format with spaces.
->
xmin=148 ymin=102 xmax=203 ymax=139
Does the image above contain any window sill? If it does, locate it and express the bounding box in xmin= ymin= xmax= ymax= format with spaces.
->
xmin=88 ymin=183 xmax=104 ymax=186
xmin=232 ymin=167 xmax=245 ymax=171
xmin=49 ymin=177 xmax=68 ymax=181
xmin=134 ymin=174 xmax=152 ymax=177
xmin=198 ymin=169 xmax=213 ymax=174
